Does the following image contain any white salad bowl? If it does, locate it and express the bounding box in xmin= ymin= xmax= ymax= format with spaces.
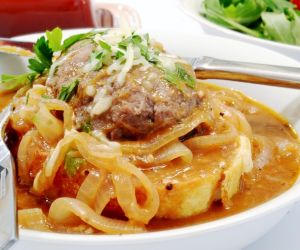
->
xmin=3 ymin=28 xmax=300 ymax=250
xmin=180 ymin=0 xmax=300 ymax=60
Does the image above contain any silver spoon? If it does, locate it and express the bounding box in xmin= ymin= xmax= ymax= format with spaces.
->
xmin=0 ymin=105 xmax=18 ymax=249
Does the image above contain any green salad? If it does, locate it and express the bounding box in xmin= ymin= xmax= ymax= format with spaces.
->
xmin=201 ymin=0 xmax=300 ymax=45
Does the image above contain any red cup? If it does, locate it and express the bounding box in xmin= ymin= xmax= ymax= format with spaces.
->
xmin=0 ymin=0 xmax=141 ymax=37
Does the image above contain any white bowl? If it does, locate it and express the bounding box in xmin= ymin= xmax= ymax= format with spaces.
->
xmin=180 ymin=0 xmax=300 ymax=60
xmin=4 ymin=29 xmax=300 ymax=250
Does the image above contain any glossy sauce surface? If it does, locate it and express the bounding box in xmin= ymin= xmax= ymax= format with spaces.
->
xmin=12 ymin=84 xmax=300 ymax=232
xmin=0 ymin=93 xmax=14 ymax=111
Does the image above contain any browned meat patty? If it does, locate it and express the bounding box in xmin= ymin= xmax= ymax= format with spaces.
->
xmin=46 ymin=40 xmax=202 ymax=140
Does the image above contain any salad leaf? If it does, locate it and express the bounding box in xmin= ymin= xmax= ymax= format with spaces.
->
xmin=202 ymin=0 xmax=300 ymax=45
xmin=205 ymin=0 xmax=264 ymax=25
xmin=261 ymin=9 xmax=300 ymax=44
xmin=263 ymin=0 xmax=295 ymax=11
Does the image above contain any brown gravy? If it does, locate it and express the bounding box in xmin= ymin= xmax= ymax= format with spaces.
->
xmin=0 ymin=93 xmax=14 ymax=111
xmin=12 ymin=84 xmax=300 ymax=232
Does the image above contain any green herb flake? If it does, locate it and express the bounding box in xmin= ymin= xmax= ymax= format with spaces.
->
xmin=140 ymin=44 xmax=158 ymax=64
xmin=58 ymin=79 xmax=80 ymax=102
xmin=62 ymin=32 xmax=97 ymax=51
xmin=41 ymin=93 xmax=51 ymax=99
xmin=99 ymin=39 xmax=112 ymax=51
xmin=0 ymin=73 xmax=36 ymax=92
xmin=132 ymin=34 xmax=142 ymax=45
xmin=80 ymin=120 xmax=93 ymax=133
xmin=118 ymin=37 xmax=131 ymax=50
xmin=175 ymin=63 xmax=196 ymax=89
xmin=144 ymin=33 xmax=150 ymax=45
xmin=163 ymin=63 xmax=196 ymax=90
xmin=25 ymin=93 xmax=30 ymax=105
xmin=115 ymin=50 xmax=125 ymax=60
xmin=64 ymin=151 xmax=85 ymax=177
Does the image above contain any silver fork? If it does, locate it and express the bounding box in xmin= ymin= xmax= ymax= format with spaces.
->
xmin=185 ymin=56 xmax=300 ymax=89
xmin=0 ymin=105 xmax=18 ymax=249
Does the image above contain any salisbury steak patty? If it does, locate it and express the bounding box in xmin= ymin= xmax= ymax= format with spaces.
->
xmin=47 ymin=40 xmax=201 ymax=140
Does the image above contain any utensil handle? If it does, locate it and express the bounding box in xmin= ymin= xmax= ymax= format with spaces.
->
xmin=0 ymin=151 xmax=18 ymax=250
xmin=195 ymin=57 xmax=300 ymax=89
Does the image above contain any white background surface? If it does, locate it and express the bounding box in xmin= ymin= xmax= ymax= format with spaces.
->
xmin=97 ymin=0 xmax=300 ymax=249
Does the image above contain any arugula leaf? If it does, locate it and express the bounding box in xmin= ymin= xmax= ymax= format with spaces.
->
xmin=58 ymin=79 xmax=79 ymax=102
xmin=261 ymin=12 xmax=296 ymax=44
xmin=28 ymin=36 xmax=53 ymax=74
xmin=64 ymin=151 xmax=85 ymax=177
xmin=46 ymin=27 xmax=63 ymax=52
xmin=263 ymin=0 xmax=295 ymax=12
xmin=202 ymin=0 xmax=300 ymax=45
xmin=205 ymin=0 xmax=264 ymax=25
xmin=261 ymin=9 xmax=300 ymax=45
xmin=0 ymin=73 xmax=36 ymax=92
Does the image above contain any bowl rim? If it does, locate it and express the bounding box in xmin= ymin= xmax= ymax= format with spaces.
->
xmin=180 ymin=0 xmax=300 ymax=53
xmin=20 ymin=182 xmax=300 ymax=243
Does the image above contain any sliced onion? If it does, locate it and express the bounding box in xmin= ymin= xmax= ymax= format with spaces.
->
xmin=18 ymin=208 xmax=50 ymax=231
xmin=76 ymin=170 xmax=106 ymax=207
xmin=48 ymin=197 xmax=145 ymax=234
xmin=33 ymin=103 xmax=64 ymax=144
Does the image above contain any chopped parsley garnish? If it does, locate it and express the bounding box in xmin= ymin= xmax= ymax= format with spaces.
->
xmin=175 ymin=63 xmax=196 ymax=89
xmin=99 ymin=39 xmax=112 ymax=51
xmin=41 ymin=93 xmax=51 ymax=99
xmin=46 ymin=27 xmax=63 ymax=52
xmin=80 ymin=120 xmax=93 ymax=133
xmin=62 ymin=31 xmax=102 ymax=51
xmin=164 ymin=63 xmax=196 ymax=90
xmin=25 ymin=93 xmax=30 ymax=105
xmin=64 ymin=151 xmax=85 ymax=177
xmin=115 ymin=50 xmax=125 ymax=59
xmin=0 ymin=73 xmax=36 ymax=92
xmin=131 ymin=34 xmax=142 ymax=45
xmin=58 ymin=79 xmax=79 ymax=102
xmin=28 ymin=36 xmax=53 ymax=74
